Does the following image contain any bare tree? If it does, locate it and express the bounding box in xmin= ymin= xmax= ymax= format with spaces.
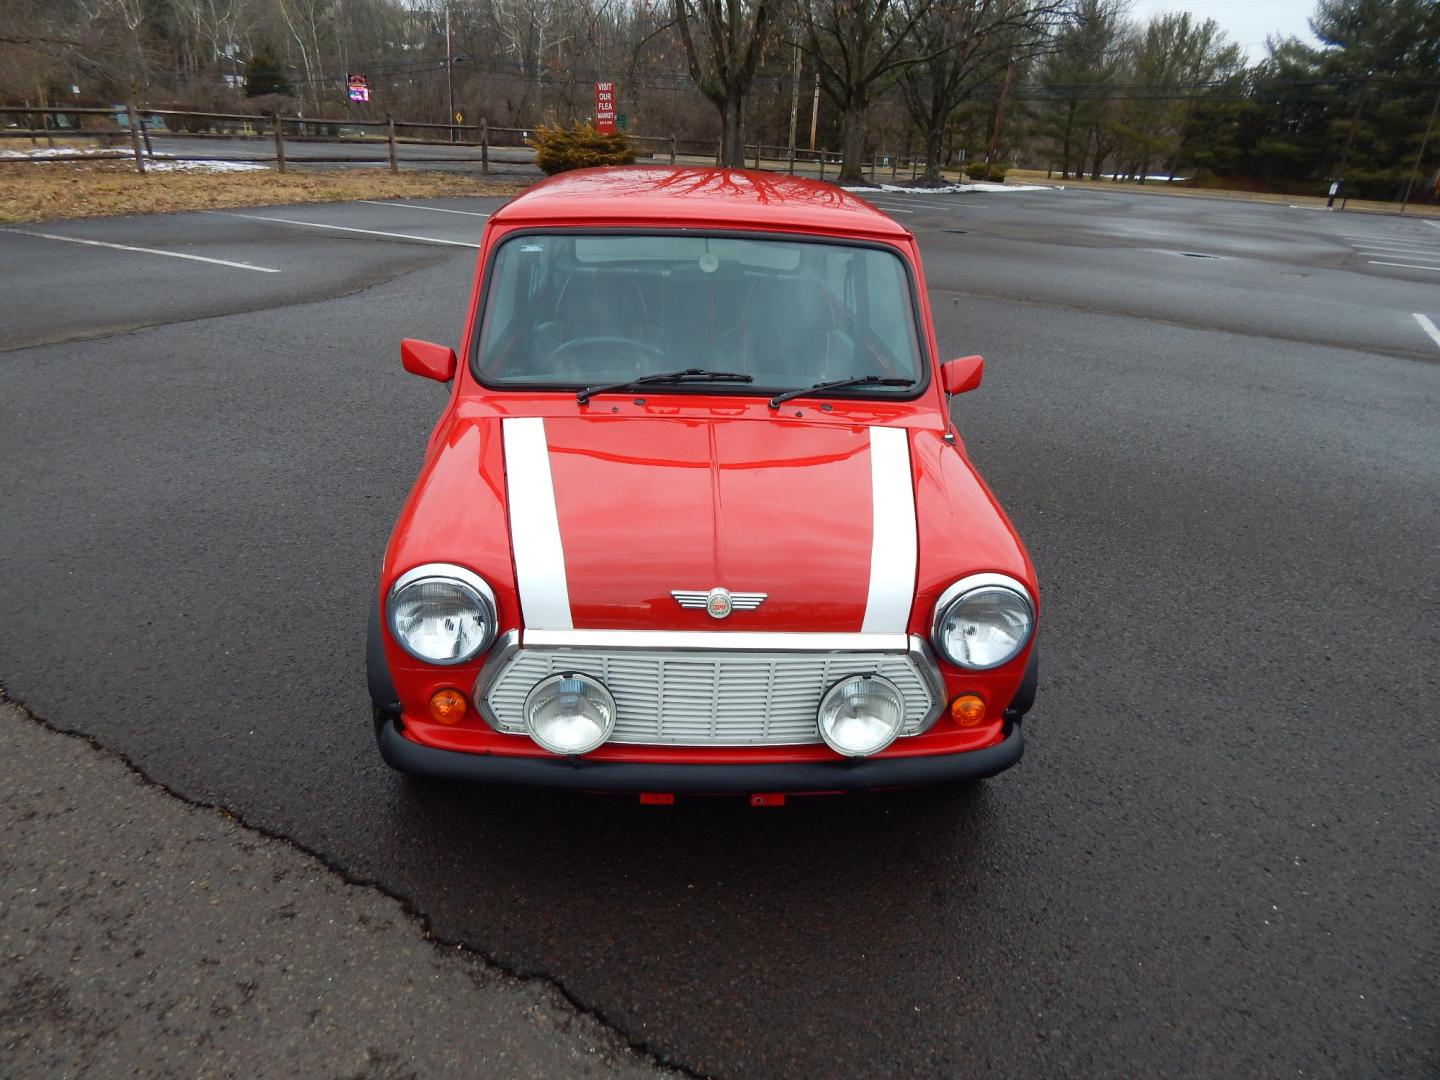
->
xmin=800 ymin=0 xmax=938 ymax=183
xmin=897 ymin=0 xmax=1063 ymax=184
xmin=672 ymin=0 xmax=780 ymax=166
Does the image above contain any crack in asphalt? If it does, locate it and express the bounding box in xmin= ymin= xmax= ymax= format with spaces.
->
xmin=0 ymin=683 xmax=709 ymax=1080
xmin=931 ymin=284 xmax=1440 ymax=365
xmin=0 ymin=254 xmax=449 ymax=355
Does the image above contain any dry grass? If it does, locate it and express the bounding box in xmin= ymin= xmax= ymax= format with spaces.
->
xmin=0 ymin=162 xmax=528 ymax=223
xmin=1006 ymin=168 xmax=1440 ymax=217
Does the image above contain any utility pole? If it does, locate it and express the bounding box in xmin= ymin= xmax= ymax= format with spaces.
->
xmin=787 ymin=44 xmax=801 ymax=163
xmin=1400 ymin=84 xmax=1440 ymax=213
xmin=808 ymin=69 xmax=820 ymax=152
xmin=445 ymin=1 xmax=455 ymax=144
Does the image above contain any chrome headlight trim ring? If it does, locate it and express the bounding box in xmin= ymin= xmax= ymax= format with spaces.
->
xmin=385 ymin=562 xmax=498 ymax=666
xmin=930 ymin=572 xmax=1035 ymax=671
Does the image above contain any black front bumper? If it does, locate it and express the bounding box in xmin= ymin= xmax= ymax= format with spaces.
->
xmin=377 ymin=719 xmax=1024 ymax=793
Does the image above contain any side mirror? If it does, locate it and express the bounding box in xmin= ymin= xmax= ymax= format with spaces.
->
xmin=940 ymin=355 xmax=983 ymax=395
xmin=400 ymin=338 xmax=457 ymax=383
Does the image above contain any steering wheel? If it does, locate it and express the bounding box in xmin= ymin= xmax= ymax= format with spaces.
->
xmin=549 ymin=336 xmax=667 ymax=363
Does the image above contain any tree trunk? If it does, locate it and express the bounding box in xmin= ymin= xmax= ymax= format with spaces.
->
xmin=838 ymin=101 xmax=867 ymax=183
xmin=985 ymin=63 xmax=1014 ymax=166
xmin=1060 ymin=99 xmax=1077 ymax=179
xmin=718 ymin=92 xmax=746 ymax=167
xmin=921 ymin=123 xmax=944 ymax=185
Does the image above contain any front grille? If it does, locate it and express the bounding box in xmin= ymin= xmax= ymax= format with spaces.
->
xmin=479 ymin=646 xmax=940 ymax=746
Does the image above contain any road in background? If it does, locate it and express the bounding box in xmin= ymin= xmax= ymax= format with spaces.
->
xmin=1 ymin=187 xmax=1436 ymax=1077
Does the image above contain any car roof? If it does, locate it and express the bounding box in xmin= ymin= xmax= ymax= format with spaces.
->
xmin=489 ymin=166 xmax=912 ymax=241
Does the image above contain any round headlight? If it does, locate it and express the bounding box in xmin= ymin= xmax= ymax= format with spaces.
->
xmin=932 ymin=574 xmax=1034 ymax=670
xmin=817 ymin=674 xmax=906 ymax=757
xmin=523 ymin=673 xmax=616 ymax=755
xmin=386 ymin=564 xmax=496 ymax=665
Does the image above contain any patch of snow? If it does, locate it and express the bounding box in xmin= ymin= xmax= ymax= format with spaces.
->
xmin=2 ymin=146 xmax=268 ymax=172
xmin=1 ymin=146 xmax=124 ymax=159
xmin=844 ymin=181 xmax=1049 ymax=194
xmin=1092 ymin=173 xmax=1190 ymax=182
xmin=146 ymin=159 xmax=269 ymax=173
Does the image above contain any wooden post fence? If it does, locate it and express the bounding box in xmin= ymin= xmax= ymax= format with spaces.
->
xmin=386 ymin=115 xmax=398 ymax=173
xmin=125 ymin=103 xmax=145 ymax=174
xmin=670 ymin=133 xmax=677 ymax=165
xmin=481 ymin=119 xmax=489 ymax=175
xmin=272 ymin=113 xmax=286 ymax=173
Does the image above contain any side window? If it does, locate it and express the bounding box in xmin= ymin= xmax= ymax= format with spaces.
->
xmin=484 ymin=240 xmax=554 ymax=347
xmin=864 ymin=253 xmax=917 ymax=368
xmin=486 ymin=251 xmax=520 ymax=343
xmin=823 ymin=249 xmax=856 ymax=315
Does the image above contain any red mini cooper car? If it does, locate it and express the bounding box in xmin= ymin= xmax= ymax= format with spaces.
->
xmin=368 ymin=167 xmax=1038 ymax=797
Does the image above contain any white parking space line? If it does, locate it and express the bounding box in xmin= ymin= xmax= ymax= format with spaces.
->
xmin=868 ymin=198 xmax=996 ymax=211
xmin=1350 ymin=241 xmax=1440 ymax=251
xmin=1413 ymin=313 xmax=1440 ymax=350
xmin=4 ymin=228 xmax=281 ymax=273
xmin=1358 ymin=251 xmax=1440 ymax=258
xmin=1339 ymin=232 xmax=1435 ymax=241
xmin=358 ymin=200 xmax=492 ymax=218
xmin=1369 ymin=260 xmax=1440 ymax=271
xmin=1427 ymin=220 xmax=1440 ymax=231
xmin=207 ymin=211 xmax=481 ymax=248
xmin=872 ymin=205 xmax=915 ymax=213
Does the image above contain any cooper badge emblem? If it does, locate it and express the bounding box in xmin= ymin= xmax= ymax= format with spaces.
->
xmin=671 ymin=588 xmax=767 ymax=619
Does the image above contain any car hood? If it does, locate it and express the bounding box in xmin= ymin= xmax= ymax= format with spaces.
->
xmin=500 ymin=414 xmax=918 ymax=633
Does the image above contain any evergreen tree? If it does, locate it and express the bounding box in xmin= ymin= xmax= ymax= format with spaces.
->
xmin=245 ymin=49 xmax=291 ymax=98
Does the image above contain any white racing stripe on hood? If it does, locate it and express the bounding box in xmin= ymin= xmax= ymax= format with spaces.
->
xmin=502 ymin=417 xmax=573 ymax=629
xmin=861 ymin=426 xmax=918 ymax=634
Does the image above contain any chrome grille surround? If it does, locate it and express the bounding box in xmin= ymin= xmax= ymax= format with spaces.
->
xmin=474 ymin=630 xmax=945 ymax=747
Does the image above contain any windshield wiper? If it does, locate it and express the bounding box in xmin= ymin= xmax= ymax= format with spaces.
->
xmin=577 ymin=368 xmax=753 ymax=404
xmin=767 ymin=374 xmax=915 ymax=409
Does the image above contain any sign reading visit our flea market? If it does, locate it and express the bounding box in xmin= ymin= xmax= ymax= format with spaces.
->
xmin=594 ymin=81 xmax=616 ymax=134
xmin=347 ymin=73 xmax=369 ymax=103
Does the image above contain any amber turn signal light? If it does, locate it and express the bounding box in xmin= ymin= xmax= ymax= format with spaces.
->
xmin=429 ymin=688 xmax=468 ymax=725
xmin=949 ymin=694 xmax=987 ymax=727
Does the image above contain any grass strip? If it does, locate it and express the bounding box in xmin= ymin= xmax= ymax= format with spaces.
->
xmin=0 ymin=162 xmax=527 ymax=223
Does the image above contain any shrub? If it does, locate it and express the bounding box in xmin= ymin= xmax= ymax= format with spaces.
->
xmin=526 ymin=123 xmax=636 ymax=175
xmin=965 ymin=162 xmax=1007 ymax=183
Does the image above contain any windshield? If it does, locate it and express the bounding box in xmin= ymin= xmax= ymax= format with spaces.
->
xmin=473 ymin=232 xmax=925 ymax=396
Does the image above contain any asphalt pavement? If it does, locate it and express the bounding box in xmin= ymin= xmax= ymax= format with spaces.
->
xmin=0 ymin=703 xmax=672 ymax=1078
xmin=1 ymin=184 xmax=1437 ymax=1077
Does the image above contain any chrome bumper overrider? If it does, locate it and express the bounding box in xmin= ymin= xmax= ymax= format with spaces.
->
xmin=473 ymin=631 xmax=946 ymax=748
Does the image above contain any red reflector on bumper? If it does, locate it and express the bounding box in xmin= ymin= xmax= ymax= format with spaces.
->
xmin=639 ymin=792 xmax=674 ymax=805
xmin=750 ymin=793 xmax=786 ymax=807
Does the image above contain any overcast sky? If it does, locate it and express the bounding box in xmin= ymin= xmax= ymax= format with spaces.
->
xmin=1124 ymin=0 xmax=1320 ymax=59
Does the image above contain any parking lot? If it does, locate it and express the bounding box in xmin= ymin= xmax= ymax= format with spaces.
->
xmin=2 ymin=186 xmax=1437 ymax=1076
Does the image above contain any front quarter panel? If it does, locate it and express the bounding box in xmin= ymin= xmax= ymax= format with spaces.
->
xmin=910 ymin=427 xmax=1038 ymax=715
xmin=380 ymin=417 xmax=518 ymax=718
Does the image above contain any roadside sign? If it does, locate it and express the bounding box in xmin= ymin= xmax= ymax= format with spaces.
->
xmin=594 ymin=81 xmax=616 ymax=134
xmin=347 ymin=73 xmax=369 ymax=103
